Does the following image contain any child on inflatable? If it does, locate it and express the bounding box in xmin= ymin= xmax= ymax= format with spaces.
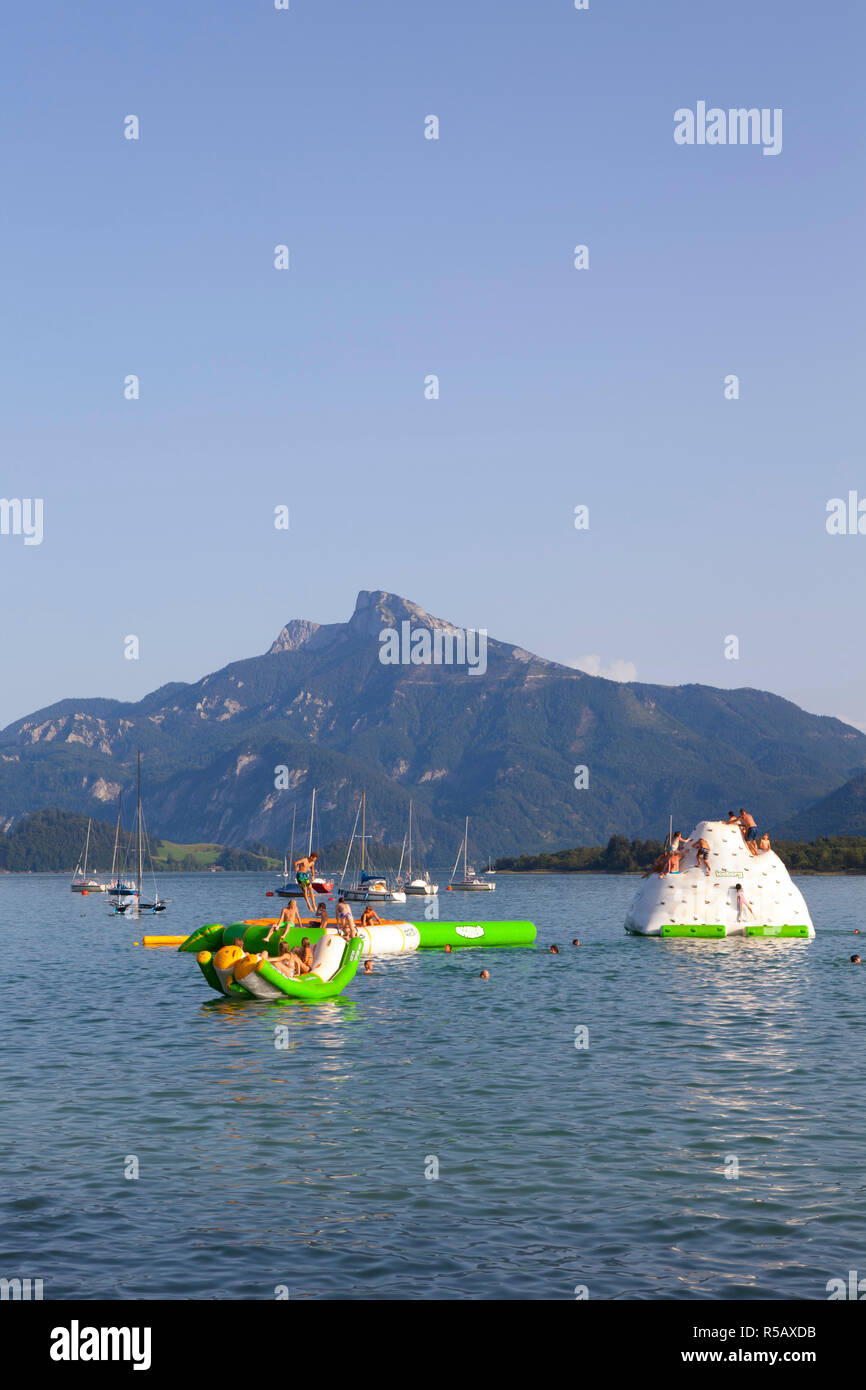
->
xmin=264 ymin=899 xmax=301 ymax=947
xmin=336 ymin=895 xmax=358 ymax=939
xmin=270 ymin=936 xmax=314 ymax=977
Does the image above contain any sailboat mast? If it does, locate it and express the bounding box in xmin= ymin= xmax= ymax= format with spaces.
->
xmin=309 ymin=788 xmax=315 ymax=856
xmin=464 ymin=816 xmax=469 ymax=878
xmin=361 ymin=791 xmax=366 ymax=876
xmin=111 ymin=798 xmax=121 ymax=879
xmin=408 ymin=801 xmax=413 ymax=879
xmin=136 ymin=752 xmax=143 ymax=897
xmin=83 ymin=818 xmax=91 ymax=878
xmin=340 ymin=797 xmax=362 ymax=884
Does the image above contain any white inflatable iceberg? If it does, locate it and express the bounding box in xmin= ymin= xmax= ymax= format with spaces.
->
xmin=624 ymin=819 xmax=815 ymax=938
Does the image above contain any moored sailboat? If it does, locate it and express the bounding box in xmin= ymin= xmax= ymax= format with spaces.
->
xmin=106 ymin=798 xmax=136 ymax=901
xmin=113 ymin=754 xmax=169 ymax=915
xmin=70 ymin=818 xmax=106 ymax=892
xmin=400 ymin=801 xmax=438 ymax=895
xmin=449 ymin=817 xmax=495 ymax=891
xmin=341 ymin=792 xmax=406 ymax=903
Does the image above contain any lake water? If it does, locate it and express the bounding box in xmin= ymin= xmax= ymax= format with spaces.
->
xmin=1 ymin=871 xmax=863 ymax=1300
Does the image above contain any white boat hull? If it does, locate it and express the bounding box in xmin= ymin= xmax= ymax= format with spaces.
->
xmin=343 ymin=887 xmax=407 ymax=904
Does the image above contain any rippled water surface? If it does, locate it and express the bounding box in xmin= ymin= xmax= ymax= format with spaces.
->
xmin=1 ymin=871 xmax=864 ymax=1300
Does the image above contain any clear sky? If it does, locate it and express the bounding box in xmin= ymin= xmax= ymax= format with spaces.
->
xmin=1 ymin=1 xmax=864 ymax=730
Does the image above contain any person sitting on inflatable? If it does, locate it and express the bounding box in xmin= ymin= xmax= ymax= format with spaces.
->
xmin=264 ymin=899 xmax=301 ymax=946
xmin=316 ymin=901 xmax=329 ymax=929
xmin=360 ymin=904 xmax=382 ymax=926
xmin=270 ymin=936 xmax=314 ymax=977
xmin=642 ymin=850 xmax=668 ymax=878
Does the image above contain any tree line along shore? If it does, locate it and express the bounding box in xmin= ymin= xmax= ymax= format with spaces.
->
xmin=0 ymin=808 xmax=404 ymax=875
xmin=495 ymin=835 xmax=866 ymax=876
xmin=3 ymin=810 xmax=866 ymax=877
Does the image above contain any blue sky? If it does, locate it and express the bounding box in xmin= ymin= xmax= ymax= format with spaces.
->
xmin=1 ymin=1 xmax=864 ymax=729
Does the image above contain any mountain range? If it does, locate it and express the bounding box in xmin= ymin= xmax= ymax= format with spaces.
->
xmin=1 ymin=589 xmax=864 ymax=859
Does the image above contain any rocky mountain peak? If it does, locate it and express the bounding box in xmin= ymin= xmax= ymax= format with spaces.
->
xmin=348 ymin=589 xmax=460 ymax=639
xmin=268 ymin=591 xmax=462 ymax=657
xmin=268 ymin=618 xmax=321 ymax=655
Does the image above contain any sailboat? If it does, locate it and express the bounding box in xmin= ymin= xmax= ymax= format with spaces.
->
xmin=70 ymin=818 xmax=106 ymax=892
xmin=401 ymin=801 xmax=438 ymax=895
xmin=275 ymin=809 xmax=296 ymax=892
xmin=449 ymin=817 xmax=495 ymax=891
xmin=276 ymin=789 xmax=334 ymax=898
xmin=106 ymin=798 xmax=137 ymax=901
xmin=341 ymin=792 xmax=406 ymax=903
xmin=113 ymin=754 xmax=169 ymax=914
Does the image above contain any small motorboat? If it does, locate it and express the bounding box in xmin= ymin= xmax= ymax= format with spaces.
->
xmin=275 ymin=877 xmax=334 ymax=898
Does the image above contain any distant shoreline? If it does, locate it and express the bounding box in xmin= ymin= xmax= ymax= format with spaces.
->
xmin=494 ymin=867 xmax=866 ymax=878
xmin=495 ymin=835 xmax=866 ymax=877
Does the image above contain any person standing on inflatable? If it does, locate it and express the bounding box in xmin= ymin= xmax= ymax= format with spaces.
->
xmin=294 ymin=850 xmax=319 ymax=911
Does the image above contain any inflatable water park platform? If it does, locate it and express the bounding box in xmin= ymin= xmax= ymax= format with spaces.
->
xmin=180 ymin=916 xmax=536 ymax=960
xmin=624 ymin=820 xmax=815 ymax=939
xmin=179 ymin=916 xmax=536 ymax=999
xmin=203 ymin=930 xmax=363 ymax=1000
